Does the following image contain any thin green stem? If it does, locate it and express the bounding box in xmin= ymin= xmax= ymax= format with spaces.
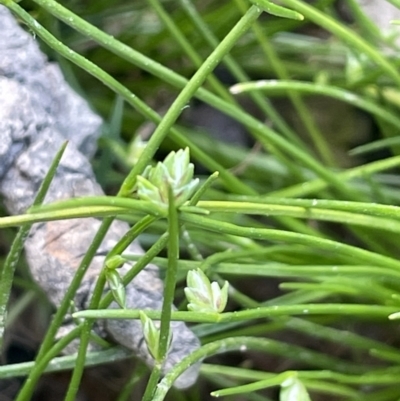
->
xmin=106 ymin=215 xmax=158 ymax=261
xmin=159 ymin=187 xmax=179 ymax=360
xmin=211 ymin=371 xmax=296 ymax=398
xmin=127 ymin=257 xmax=400 ymax=282
xmin=74 ymin=303 xmax=398 ymax=322
xmin=224 ymin=197 xmax=400 ymax=220
xmin=231 ymin=80 xmax=400 ymax=130
xmin=0 ymin=347 xmax=132 ymax=380
xmin=189 ymin=172 xmax=219 ymax=206
xmin=64 ymin=272 xmax=107 ymax=401
xmin=142 ymin=369 xmax=163 ymax=401
xmin=142 ymin=186 xmax=180 ymax=400
xmin=0 ymin=142 xmax=67 ymax=352
xmin=196 ymin=200 xmax=400 ymax=234
xmin=180 ymin=226 xmax=203 ymax=261
xmin=0 ymin=206 xmax=132 ymax=228
xmin=201 ymin=364 xmax=400 ymax=385
xmin=270 ymin=155 xmax=400 ymax=198
xmin=148 ymin=0 xmax=233 ymax=103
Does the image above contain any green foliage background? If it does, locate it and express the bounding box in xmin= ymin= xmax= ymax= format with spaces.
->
xmin=2 ymin=0 xmax=400 ymax=400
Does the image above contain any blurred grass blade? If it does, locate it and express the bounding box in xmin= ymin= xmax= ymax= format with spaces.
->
xmin=249 ymin=0 xmax=304 ymax=20
xmin=0 ymin=142 xmax=67 ymax=352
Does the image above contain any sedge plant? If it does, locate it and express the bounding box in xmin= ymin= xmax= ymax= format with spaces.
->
xmin=2 ymin=0 xmax=400 ymax=400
